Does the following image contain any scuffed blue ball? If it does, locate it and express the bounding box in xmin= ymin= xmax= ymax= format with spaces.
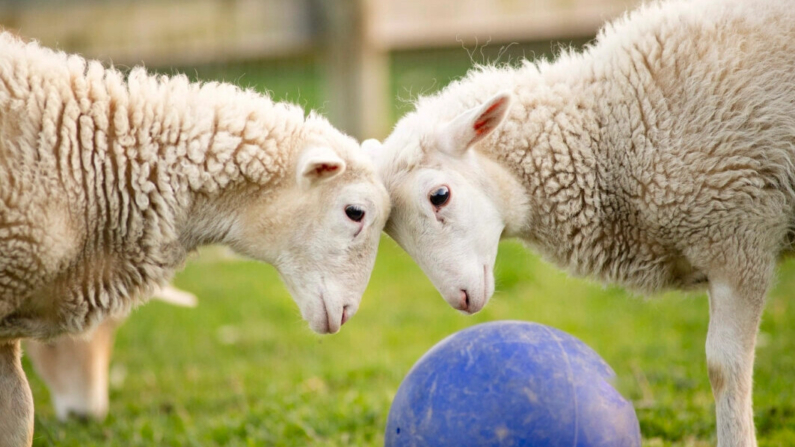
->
xmin=386 ymin=321 xmax=641 ymax=447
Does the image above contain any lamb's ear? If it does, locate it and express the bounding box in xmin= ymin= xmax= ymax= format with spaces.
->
xmin=437 ymin=91 xmax=512 ymax=157
xmin=297 ymin=145 xmax=346 ymax=190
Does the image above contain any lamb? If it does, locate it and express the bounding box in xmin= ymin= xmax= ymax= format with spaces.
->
xmin=368 ymin=0 xmax=795 ymax=445
xmin=24 ymin=284 xmax=197 ymax=422
xmin=0 ymin=33 xmax=389 ymax=447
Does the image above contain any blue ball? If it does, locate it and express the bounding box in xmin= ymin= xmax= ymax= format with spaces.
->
xmin=385 ymin=321 xmax=641 ymax=447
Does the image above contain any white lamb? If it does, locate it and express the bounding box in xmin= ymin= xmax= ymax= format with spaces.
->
xmin=368 ymin=0 xmax=795 ymax=445
xmin=0 ymin=33 xmax=389 ymax=446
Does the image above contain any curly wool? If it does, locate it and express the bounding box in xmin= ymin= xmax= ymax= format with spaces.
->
xmin=0 ymin=33 xmax=350 ymax=340
xmin=382 ymin=0 xmax=795 ymax=294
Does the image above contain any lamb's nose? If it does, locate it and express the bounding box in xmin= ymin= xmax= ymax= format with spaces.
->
xmin=341 ymin=305 xmax=351 ymax=326
xmin=459 ymin=289 xmax=470 ymax=312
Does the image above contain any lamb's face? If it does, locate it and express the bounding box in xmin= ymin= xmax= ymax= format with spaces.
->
xmin=234 ymin=138 xmax=390 ymax=334
xmin=371 ymin=91 xmax=512 ymax=314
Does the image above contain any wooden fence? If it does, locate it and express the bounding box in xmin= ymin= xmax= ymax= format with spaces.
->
xmin=0 ymin=0 xmax=636 ymax=138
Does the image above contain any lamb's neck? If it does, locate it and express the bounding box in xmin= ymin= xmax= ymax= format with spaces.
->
xmin=178 ymin=189 xmax=248 ymax=251
xmin=473 ymin=152 xmax=530 ymax=239
xmin=486 ymin=71 xmax=607 ymax=273
xmin=165 ymin=126 xmax=296 ymax=252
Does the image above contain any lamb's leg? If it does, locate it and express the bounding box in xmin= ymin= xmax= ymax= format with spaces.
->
xmin=0 ymin=340 xmax=34 ymax=447
xmin=706 ymin=278 xmax=766 ymax=447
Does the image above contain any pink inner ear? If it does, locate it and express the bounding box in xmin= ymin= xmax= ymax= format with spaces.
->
xmin=472 ymin=98 xmax=507 ymax=135
xmin=474 ymin=118 xmax=491 ymax=135
xmin=314 ymin=163 xmax=339 ymax=176
xmin=483 ymin=100 xmax=504 ymax=115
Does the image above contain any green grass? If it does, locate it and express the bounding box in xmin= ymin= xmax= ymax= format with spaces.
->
xmin=25 ymin=240 xmax=795 ymax=446
xmin=23 ymin=46 xmax=795 ymax=446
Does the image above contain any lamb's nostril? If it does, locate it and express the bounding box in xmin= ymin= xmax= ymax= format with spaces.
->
xmin=460 ymin=290 xmax=470 ymax=311
xmin=341 ymin=305 xmax=351 ymax=326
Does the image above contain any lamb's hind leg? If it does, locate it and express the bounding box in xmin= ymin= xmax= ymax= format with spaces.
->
xmin=0 ymin=340 xmax=34 ymax=447
xmin=706 ymin=269 xmax=769 ymax=447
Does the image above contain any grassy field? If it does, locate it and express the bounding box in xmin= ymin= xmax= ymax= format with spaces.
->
xmin=24 ymin=46 xmax=795 ymax=446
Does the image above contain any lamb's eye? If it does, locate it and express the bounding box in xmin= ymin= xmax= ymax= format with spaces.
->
xmin=345 ymin=205 xmax=365 ymax=222
xmin=429 ymin=186 xmax=450 ymax=208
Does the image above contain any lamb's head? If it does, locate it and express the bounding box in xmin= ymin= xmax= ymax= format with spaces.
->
xmin=369 ymin=91 xmax=515 ymax=314
xmin=230 ymin=120 xmax=390 ymax=334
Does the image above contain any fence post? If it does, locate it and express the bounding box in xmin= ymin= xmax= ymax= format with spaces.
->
xmin=320 ymin=0 xmax=390 ymax=140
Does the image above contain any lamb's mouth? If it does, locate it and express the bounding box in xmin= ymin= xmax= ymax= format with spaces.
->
xmin=455 ymin=264 xmax=491 ymax=314
xmin=318 ymin=293 xmax=342 ymax=334
xmin=320 ymin=293 xmax=332 ymax=334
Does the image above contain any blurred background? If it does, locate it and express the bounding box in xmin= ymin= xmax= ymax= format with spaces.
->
xmin=4 ymin=1 xmax=795 ymax=446
xmin=0 ymin=0 xmax=635 ymax=139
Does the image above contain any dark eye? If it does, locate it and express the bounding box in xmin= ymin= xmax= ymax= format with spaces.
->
xmin=429 ymin=186 xmax=450 ymax=208
xmin=345 ymin=205 xmax=365 ymax=222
